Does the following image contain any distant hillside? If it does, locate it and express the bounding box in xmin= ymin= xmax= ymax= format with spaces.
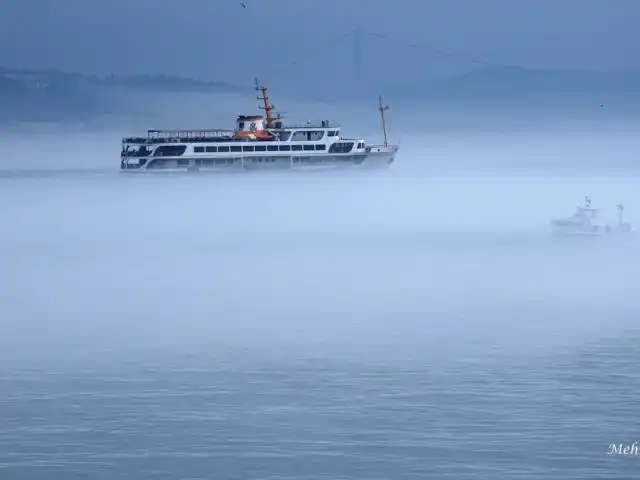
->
xmin=0 ymin=67 xmax=243 ymax=123
xmin=2 ymin=65 xmax=640 ymax=126
xmin=0 ymin=67 xmax=242 ymax=93
xmin=258 ymin=66 xmax=640 ymax=106
xmin=433 ymin=66 xmax=640 ymax=94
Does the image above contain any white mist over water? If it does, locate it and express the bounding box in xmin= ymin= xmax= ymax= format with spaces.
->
xmin=2 ymin=122 xmax=640 ymax=480
xmin=1 ymin=123 xmax=640 ymax=368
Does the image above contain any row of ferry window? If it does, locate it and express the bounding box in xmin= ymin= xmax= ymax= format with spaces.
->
xmin=236 ymin=128 xmax=339 ymax=141
xmin=192 ymin=142 xmax=363 ymax=153
xmin=152 ymin=141 xmax=358 ymax=156
xmin=193 ymin=144 xmax=325 ymax=153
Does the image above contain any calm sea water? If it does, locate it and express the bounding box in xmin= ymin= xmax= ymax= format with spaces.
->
xmin=1 ymin=339 xmax=640 ymax=480
xmin=2 ymin=167 xmax=639 ymax=479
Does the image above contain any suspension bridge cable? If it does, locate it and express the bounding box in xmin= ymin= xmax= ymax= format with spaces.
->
xmin=258 ymin=28 xmax=520 ymax=86
xmin=262 ymin=30 xmax=358 ymax=80
xmin=360 ymin=29 xmax=514 ymax=68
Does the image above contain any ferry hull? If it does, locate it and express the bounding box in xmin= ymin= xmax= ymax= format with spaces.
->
xmin=120 ymin=147 xmax=397 ymax=173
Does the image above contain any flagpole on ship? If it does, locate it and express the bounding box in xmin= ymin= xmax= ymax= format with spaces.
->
xmin=378 ymin=95 xmax=389 ymax=147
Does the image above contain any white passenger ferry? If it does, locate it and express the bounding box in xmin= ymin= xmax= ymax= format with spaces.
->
xmin=120 ymin=79 xmax=399 ymax=172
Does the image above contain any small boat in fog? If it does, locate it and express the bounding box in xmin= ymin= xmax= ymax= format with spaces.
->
xmin=120 ymin=79 xmax=399 ymax=173
xmin=550 ymin=197 xmax=632 ymax=236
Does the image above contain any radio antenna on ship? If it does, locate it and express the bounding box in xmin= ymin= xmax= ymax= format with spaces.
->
xmin=255 ymin=78 xmax=281 ymax=128
xmin=378 ymin=95 xmax=389 ymax=147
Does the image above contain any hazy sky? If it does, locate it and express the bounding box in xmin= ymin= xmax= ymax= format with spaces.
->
xmin=0 ymin=0 xmax=637 ymax=86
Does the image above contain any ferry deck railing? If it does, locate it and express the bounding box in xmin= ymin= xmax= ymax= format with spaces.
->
xmin=122 ymin=129 xmax=235 ymax=145
xmin=122 ymin=124 xmax=342 ymax=145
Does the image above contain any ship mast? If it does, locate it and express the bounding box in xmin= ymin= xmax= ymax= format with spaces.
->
xmin=378 ymin=95 xmax=389 ymax=147
xmin=617 ymin=203 xmax=624 ymax=225
xmin=255 ymin=78 xmax=280 ymax=128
